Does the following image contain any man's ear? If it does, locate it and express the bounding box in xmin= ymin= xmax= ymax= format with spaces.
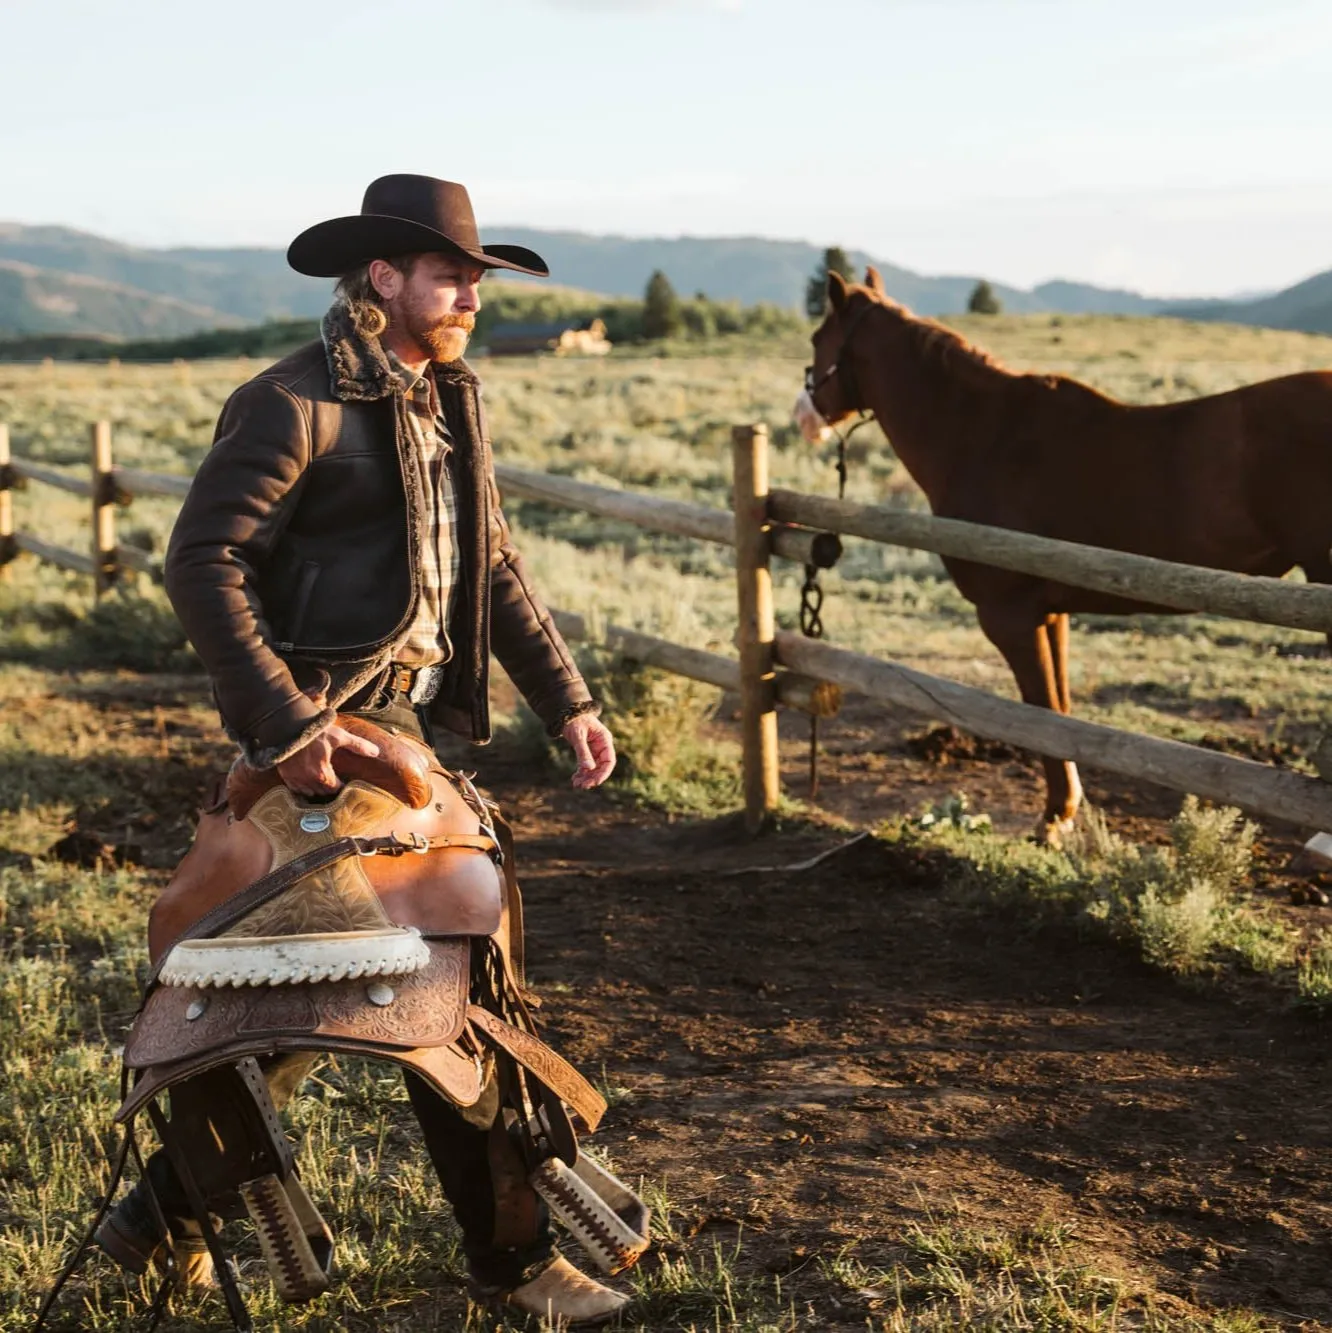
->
xmin=865 ymin=266 xmax=885 ymax=296
xmin=828 ymin=270 xmax=850 ymax=311
xmin=368 ymin=258 xmax=402 ymax=302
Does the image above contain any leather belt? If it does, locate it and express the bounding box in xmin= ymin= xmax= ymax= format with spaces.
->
xmin=390 ymin=663 xmax=444 ymax=706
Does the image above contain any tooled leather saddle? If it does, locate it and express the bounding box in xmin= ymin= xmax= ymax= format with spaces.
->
xmin=39 ymin=718 xmax=647 ymax=1332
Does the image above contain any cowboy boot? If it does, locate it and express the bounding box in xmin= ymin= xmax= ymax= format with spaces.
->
xmin=94 ymin=1175 xmax=219 ymax=1290
xmin=474 ymin=1254 xmax=630 ymax=1327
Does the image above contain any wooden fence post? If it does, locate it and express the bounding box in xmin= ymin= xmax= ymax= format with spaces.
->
xmin=733 ymin=423 xmax=779 ymax=833
xmin=0 ymin=424 xmax=14 ymax=579
xmin=90 ymin=420 xmax=116 ymax=596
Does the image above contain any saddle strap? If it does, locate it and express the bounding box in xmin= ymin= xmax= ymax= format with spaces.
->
xmin=467 ymin=1004 xmax=607 ymax=1133
xmin=145 ymin=831 xmax=497 ymax=990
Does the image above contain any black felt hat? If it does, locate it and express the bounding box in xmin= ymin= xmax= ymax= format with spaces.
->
xmin=287 ymin=174 xmax=548 ymax=278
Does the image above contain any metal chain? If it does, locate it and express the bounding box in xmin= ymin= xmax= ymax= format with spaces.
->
xmin=799 ymin=414 xmax=862 ymax=800
xmin=799 ymin=563 xmax=825 ymax=640
xmin=800 ymin=561 xmax=825 ymax=800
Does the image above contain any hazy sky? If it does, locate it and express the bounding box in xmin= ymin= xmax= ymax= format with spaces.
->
xmin=3 ymin=0 xmax=1330 ymax=296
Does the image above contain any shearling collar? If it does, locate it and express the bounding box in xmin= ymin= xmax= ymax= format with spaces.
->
xmin=321 ymin=300 xmax=480 ymax=403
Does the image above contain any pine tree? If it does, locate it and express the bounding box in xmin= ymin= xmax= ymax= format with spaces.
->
xmin=806 ymin=246 xmax=858 ymax=319
xmin=967 ymin=280 xmax=1002 ymax=315
xmin=642 ymin=270 xmax=682 ymax=339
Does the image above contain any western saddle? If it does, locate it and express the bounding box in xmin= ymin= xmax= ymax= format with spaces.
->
xmin=37 ymin=717 xmax=648 ymax=1331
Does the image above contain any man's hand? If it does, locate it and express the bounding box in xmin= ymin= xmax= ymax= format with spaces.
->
xmin=563 ymin=714 xmax=616 ymax=790
xmin=276 ymin=725 xmax=381 ymax=797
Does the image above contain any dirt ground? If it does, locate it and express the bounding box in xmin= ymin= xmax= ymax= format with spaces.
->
xmin=442 ymin=693 xmax=1332 ymax=1331
xmin=50 ymin=681 xmax=1332 ymax=1330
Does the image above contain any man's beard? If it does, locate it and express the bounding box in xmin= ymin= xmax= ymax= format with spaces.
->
xmin=406 ymin=309 xmax=475 ymax=363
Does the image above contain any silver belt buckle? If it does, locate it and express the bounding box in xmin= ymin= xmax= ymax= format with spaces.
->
xmin=407 ymin=664 xmax=442 ymax=706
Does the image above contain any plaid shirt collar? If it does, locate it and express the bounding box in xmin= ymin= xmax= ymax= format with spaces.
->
xmin=385 ymin=348 xmax=430 ymax=396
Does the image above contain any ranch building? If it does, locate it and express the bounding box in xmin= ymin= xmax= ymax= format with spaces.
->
xmin=485 ymin=317 xmax=612 ymax=357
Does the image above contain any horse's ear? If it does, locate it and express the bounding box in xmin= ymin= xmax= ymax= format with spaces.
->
xmin=827 ymin=270 xmax=849 ymax=310
xmin=864 ymin=265 xmax=885 ymax=296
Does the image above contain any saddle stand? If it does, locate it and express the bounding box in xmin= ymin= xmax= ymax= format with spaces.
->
xmin=36 ymin=716 xmax=648 ymax=1332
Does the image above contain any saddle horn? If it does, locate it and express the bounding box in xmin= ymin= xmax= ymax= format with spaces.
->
xmin=227 ymin=715 xmax=434 ymax=819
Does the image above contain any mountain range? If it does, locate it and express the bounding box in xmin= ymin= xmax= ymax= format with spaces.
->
xmin=0 ymin=221 xmax=1328 ymax=341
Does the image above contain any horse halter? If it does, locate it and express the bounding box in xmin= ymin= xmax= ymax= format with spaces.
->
xmin=804 ymin=298 xmax=876 ymax=499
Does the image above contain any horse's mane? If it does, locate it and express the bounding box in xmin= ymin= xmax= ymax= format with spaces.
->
xmin=858 ymin=287 xmax=1118 ymax=405
xmin=869 ymin=291 xmax=1014 ymax=384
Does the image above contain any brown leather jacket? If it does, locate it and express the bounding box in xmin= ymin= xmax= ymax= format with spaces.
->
xmin=164 ymin=303 xmax=592 ymax=768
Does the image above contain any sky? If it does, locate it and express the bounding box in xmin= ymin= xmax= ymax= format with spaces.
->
xmin=2 ymin=0 xmax=1330 ymax=298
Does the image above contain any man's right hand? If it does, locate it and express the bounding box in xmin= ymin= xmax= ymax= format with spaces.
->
xmin=276 ymin=724 xmax=381 ymax=797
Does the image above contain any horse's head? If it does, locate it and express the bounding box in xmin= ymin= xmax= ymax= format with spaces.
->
xmin=793 ymin=266 xmax=884 ymax=445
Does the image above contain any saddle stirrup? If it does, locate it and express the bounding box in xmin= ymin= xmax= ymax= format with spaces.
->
xmin=145 ymin=1058 xmax=334 ymax=1325
xmin=530 ymin=1151 xmax=651 ymax=1276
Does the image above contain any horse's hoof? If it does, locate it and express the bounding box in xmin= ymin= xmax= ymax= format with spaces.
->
xmin=1034 ymin=815 xmax=1077 ymax=848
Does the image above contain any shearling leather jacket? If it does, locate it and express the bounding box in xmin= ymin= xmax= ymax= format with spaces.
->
xmin=164 ymin=303 xmax=593 ymax=768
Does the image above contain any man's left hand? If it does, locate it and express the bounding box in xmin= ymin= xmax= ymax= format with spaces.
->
xmin=563 ymin=714 xmax=616 ymax=790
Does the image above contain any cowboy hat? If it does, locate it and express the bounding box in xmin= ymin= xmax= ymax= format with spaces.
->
xmin=287 ymin=174 xmax=548 ymax=279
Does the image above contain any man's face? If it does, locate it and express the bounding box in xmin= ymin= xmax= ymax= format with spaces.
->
xmin=376 ymin=253 xmax=484 ymax=362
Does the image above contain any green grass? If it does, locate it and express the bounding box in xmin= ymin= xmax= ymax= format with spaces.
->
xmin=3 ymin=315 xmax=1332 ymax=1327
xmin=892 ymin=793 xmax=1304 ymax=995
xmin=494 ymin=648 xmax=745 ymax=816
xmin=821 ymin=1217 xmax=1277 ymax=1332
xmin=6 ymin=313 xmax=1332 ymax=777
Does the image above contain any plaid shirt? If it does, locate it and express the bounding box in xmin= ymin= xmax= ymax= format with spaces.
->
xmin=388 ymin=353 xmax=460 ymax=668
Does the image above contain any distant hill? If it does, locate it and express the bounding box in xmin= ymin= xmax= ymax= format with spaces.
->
xmin=410 ymin=228 xmax=1177 ymax=320
xmin=0 ymin=220 xmax=1325 ymax=340
xmin=1166 ymin=269 xmax=1332 ymax=335
xmin=0 ymin=222 xmax=1187 ymax=339
xmin=0 ymin=257 xmax=242 ymax=338
xmin=0 ymin=225 xmax=326 ymax=328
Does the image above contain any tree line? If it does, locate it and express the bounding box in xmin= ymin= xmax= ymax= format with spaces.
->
xmin=803 ymin=246 xmax=1004 ymax=317
xmin=0 ymin=253 xmax=1006 ymax=363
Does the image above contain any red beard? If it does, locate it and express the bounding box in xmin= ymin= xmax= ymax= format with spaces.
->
xmin=409 ymin=310 xmax=476 ymax=362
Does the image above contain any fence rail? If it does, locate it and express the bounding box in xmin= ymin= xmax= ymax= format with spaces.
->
xmin=2 ymin=413 xmax=1328 ymax=839
xmin=774 ymin=630 xmax=1332 ymax=831
xmin=0 ymin=421 xmax=190 ymax=590
xmin=9 ymin=458 xmax=97 ymax=499
xmin=770 ymin=489 xmax=1332 ymax=635
xmin=113 ymin=466 xmax=192 ymax=501
xmin=551 ymin=608 xmax=839 ymax=718
xmin=495 ymin=463 xmax=841 ymax=569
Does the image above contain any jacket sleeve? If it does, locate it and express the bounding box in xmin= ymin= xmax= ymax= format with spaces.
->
xmin=485 ymin=473 xmax=597 ymax=734
xmin=164 ymin=377 xmax=334 ymax=767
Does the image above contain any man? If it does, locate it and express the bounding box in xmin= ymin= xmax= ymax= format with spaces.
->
xmin=97 ymin=175 xmax=629 ymax=1325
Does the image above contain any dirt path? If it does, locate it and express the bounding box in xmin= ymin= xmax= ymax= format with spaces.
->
xmin=43 ymin=677 xmax=1332 ymax=1329
xmin=455 ymin=718 xmax=1332 ymax=1331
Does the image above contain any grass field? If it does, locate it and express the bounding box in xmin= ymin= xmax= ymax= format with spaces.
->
xmin=5 ymin=313 xmax=1332 ymax=761
xmin=3 ymin=314 xmax=1332 ymax=1330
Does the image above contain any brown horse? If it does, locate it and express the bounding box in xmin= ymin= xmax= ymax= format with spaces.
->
xmin=795 ymin=267 xmax=1332 ymax=838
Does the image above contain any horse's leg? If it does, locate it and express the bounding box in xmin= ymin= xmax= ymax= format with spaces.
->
xmin=976 ymin=602 xmax=1082 ymax=841
xmin=1043 ymin=611 xmax=1084 ymax=818
xmin=1046 ymin=613 xmax=1072 ymax=713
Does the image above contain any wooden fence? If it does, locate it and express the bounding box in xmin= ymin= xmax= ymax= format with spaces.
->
xmin=3 ymin=417 xmax=1331 ymax=836
xmin=0 ymin=421 xmax=189 ymax=592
